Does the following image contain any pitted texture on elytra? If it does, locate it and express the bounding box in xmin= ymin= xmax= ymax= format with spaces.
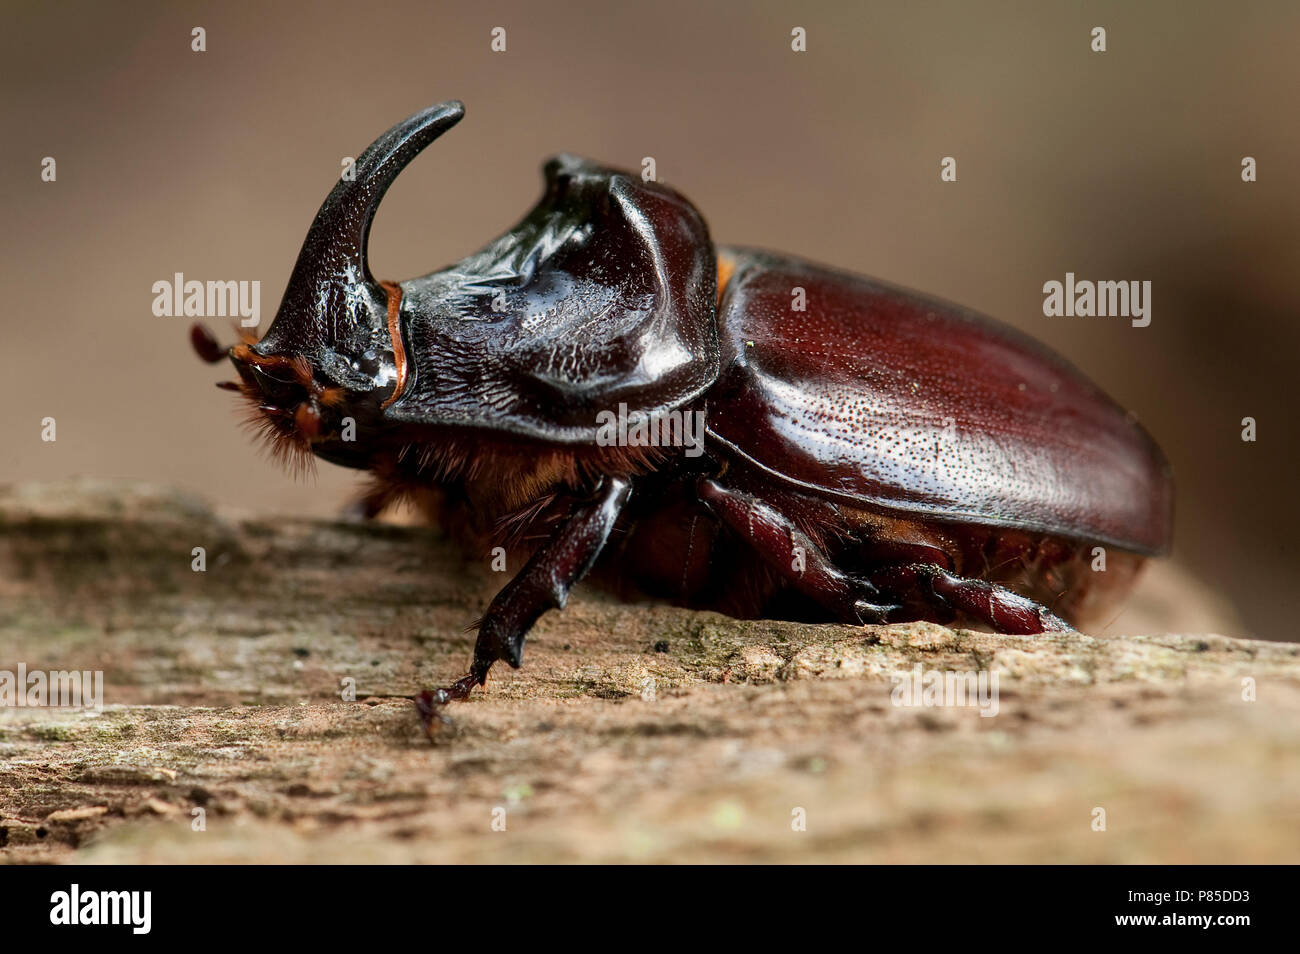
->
xmin=707 ymin=249 xmax=1173 ymax=554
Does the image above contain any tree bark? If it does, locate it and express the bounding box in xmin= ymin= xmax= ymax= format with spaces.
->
xmin=1 ymin=480 xmax=1296 ymax=863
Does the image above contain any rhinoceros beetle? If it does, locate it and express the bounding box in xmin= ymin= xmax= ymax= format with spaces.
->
xmin=192 ymin=102 xmax=1173 ymax=733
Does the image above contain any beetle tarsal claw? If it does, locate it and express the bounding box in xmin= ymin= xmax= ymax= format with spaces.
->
xmin=414 ymin=690 xmax=454 ymax=736
xmin=413 ymin=672 xmax=484 ymax=737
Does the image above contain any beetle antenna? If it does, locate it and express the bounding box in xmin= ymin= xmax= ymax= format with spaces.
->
xmin=190 ymin=323 xmax=229 ymax=364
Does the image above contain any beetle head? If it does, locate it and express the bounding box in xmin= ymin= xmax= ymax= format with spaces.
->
xmin=194 ymin=102 xmax=465 ymax=470
xmin=197 ymin=99 xmax=719 ymax=478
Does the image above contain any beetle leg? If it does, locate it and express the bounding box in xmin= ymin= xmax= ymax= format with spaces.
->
xmin=696 ymin=478 xmax=898 ymax=624
xmin=869 ymin=563 xmax=1073 ymax=635
xmin=415 ymin=475 xmax=633 ymax=734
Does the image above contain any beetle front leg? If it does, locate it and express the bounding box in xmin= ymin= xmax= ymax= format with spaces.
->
xmin=869 ymin=563 xmax=1073 ymax=635
xmin=697 ymin=478 xmax=897 ymax=623
xmin=415 ymin=475 xmax=632 ymax=733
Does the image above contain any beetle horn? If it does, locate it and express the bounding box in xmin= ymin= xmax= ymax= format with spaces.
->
xmin=286 ymin=101 xmax=465 ymax=291
xmin=253 ymin=102 xmax=465 ymax=366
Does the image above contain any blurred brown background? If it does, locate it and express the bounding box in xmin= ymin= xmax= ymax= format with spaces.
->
xmin=3 ymin=1 xmax=1296 ymax=639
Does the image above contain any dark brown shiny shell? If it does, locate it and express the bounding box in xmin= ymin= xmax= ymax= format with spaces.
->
xmin=705 ymin=248 xmax=1174 ymax=555
xmin=386 ymin=156 xmax=719 ymax=443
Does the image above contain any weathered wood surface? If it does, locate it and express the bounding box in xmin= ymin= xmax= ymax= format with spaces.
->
xmin=1 ymin=480 xmax=1296 ymax=863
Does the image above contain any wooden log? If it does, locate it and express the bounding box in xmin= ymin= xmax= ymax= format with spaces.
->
xmin=1 ymin=480 xmax=1296 ymax=863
